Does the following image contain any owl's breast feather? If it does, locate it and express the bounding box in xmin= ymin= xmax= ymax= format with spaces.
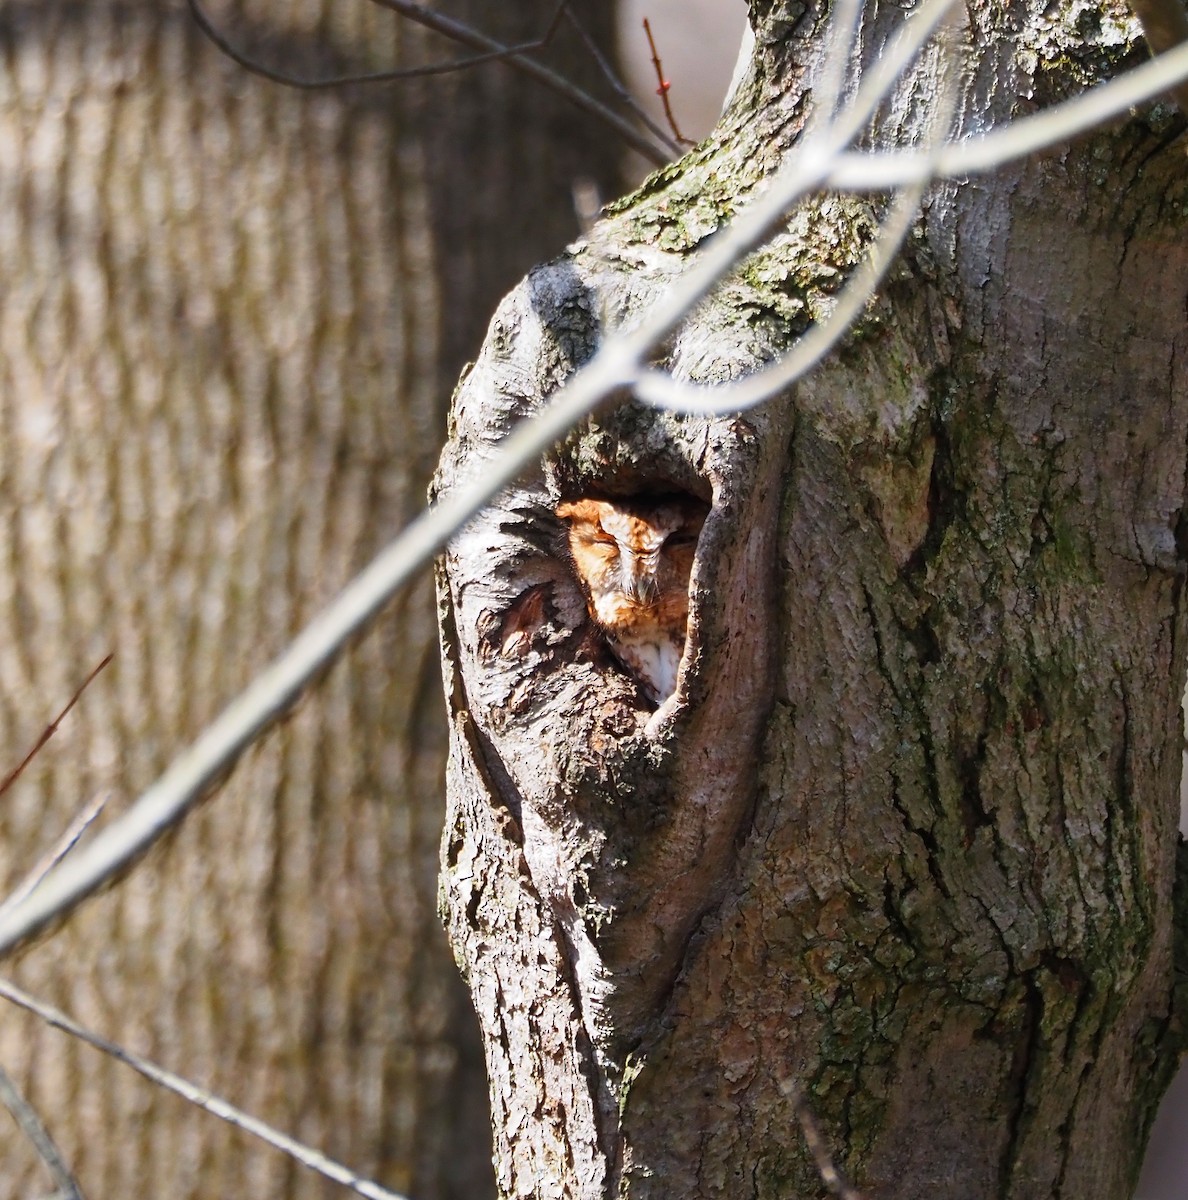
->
xmin=610 ymin=630 xmax=683 ymax=703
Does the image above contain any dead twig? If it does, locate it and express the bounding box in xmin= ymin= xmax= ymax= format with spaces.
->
xmin=0 ymin=793 xmax=109 ymax=920
xmin=0 ymin=977 xmax=410 ymax=1200
xmin=188 ymin=0 xmax=565 ymax=87
xmin=780 ymin=1078 xmax=866 ymax=1200
xmin=0 ymin=1062 xmax=86 ymax=1200
xmin=187 ymin=0 xmax=671 ymax=165
xmin=560 ymin=6 xmax=682 ymax=155
xmin=369 ymin=0 xmax=673 ymax=164
xmin=1130 ymin=0 xmax=1188 ymax=116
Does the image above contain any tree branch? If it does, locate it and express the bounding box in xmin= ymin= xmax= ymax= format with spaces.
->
xmin=0 ymin=977 xmax=410 ymax=1200
xmin=780 ymin=1079 xmax=865 ymax=1200
xmin=827 ymin=37 xmax=1188 ymax=190
xmin=559 ymin=6 xmax=682 ymax=156
xmin=187 ymin=0 xmax=672 ymax=166
xmin=188 ymin=0 xmax=566 ymax=86
xmin=642 ymin=18 xmax=693 ymax=146
xmin=1131 ymin=0 xmax=1188 ymax=115
xmin=0 ymin=793 xmax=108 ymax=920
xmin=0 ymin=1063 xmax=85 ymax=1200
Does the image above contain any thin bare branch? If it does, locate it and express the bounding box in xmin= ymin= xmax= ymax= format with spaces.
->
xmin=0 ymin=1063 xmax=85 ymax=1200
xmin=779 ymin=1078 xmax=866 ymax=1200
xmin=188 ymin=0 xmax=670 ymax=165
xmin=634 ymin=4 xmax=962 ymax=415
xmin=1130 ymin=0 xmax=1188 ymax=114
xmin=0 ymin=793 xmax=108 ymax=921
xmin=827 ymin=36 xmax=1188 ymax=190
xmin=192 ymin=0 xmax=686 ymax=162
xmin=0 ymin=977 xmax=410 ymax=1200
xmin=0 ymin=654 xmax=112 ymax=801
xmin=814 ymin=0 xmax=864 ymax=127
xmin=634 ymin=178 xmax=929 ymax=414
xmin=560 ymin=5 xmax=682 ymax=156
xmin=365 ymin=0 xmax=671 ymax=163
xmin=188 ymin=0 xmax=565 ymax=87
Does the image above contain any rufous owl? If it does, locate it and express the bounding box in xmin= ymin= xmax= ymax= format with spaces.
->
xmin=556 ymin=495 xmax=708 ymax=703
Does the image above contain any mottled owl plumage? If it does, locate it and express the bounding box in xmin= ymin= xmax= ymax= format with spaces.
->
xmin=556 ymin=495 xmax=707 ymax=703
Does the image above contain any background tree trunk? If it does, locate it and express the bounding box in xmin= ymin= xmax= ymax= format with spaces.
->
xmin=0 ymin=1 xmax=621 ymax=1196
xmin=436 ymin=2 xmax=1188 ymax=1197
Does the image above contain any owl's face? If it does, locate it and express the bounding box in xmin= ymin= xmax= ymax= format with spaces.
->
xmin=556 ymin=497 xmax=704 ymax=628
xmin=555 ymin=495 xmax=707 ymax=702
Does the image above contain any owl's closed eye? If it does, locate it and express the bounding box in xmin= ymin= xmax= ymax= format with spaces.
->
xmin=556 ymin=495 xmax=707 ymax=704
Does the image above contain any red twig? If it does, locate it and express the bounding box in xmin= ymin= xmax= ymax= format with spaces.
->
xmin=0 ymin=654 xmax=113 ymax=799
xmin=560 ymin=6 xmax=681 ymax=155
xmin=642 ymin=17 xmax=693 ymax=147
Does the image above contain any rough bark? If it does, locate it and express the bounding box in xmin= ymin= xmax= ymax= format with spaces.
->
xmin=0 ymin=1 xmax=620 ymax=1196
xmin=436 ymin=2 xmax=1188 ymax=1197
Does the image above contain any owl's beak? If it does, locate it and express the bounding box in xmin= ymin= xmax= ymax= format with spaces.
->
xmin=626 ymin=577 xmax=658 ymax=606
xmin=622 ymin=552 xmax=660 ymax=607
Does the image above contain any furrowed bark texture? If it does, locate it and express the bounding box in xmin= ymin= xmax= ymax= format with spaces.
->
xmin=0 ymin=1 xmax=620 ymax=1196
xmin=436 ymin=1 xmax=1188 ymax=1198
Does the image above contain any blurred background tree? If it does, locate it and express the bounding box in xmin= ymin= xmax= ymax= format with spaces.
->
xmin=0 ymin=1 xmax=621 ymax=1195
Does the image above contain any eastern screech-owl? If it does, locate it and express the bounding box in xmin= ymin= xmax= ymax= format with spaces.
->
xmin=556 ymin=495 xmax=707 ymax=703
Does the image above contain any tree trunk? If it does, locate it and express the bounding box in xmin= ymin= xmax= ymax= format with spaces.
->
xmin=435 ymin=2 xmax=1188 ymax=1196
xmin=0 ymin=1 xmax=620 ymax=1196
